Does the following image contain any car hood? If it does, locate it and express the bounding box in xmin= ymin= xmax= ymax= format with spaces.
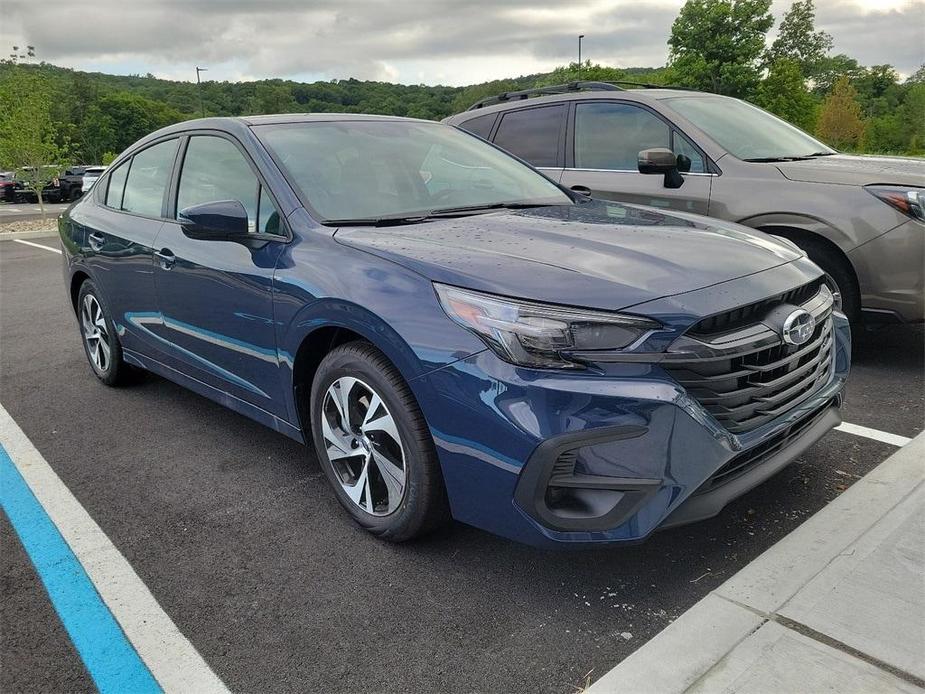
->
xmin=775 ymin=154 xmax=925 ymax=186
xmin=334 ymin=201 xmax=803 ymax=312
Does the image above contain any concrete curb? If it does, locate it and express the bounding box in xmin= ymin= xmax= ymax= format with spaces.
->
xmin=0 ymin=229 xmax=59 ymax=241
xmin=588 ymin=432 xmax=925 ymax=693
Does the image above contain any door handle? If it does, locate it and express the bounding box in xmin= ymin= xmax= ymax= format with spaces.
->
xmin=570 ymin=185 xmax=592 ymax=197
xmin=154 ymin=248 xmax=176 ymax=270
xmin=88 ymin=232 xmax=105 ymax=251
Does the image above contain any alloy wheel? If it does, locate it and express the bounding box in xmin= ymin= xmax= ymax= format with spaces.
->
xmin=81 ymin=293 xmax=111 ymax=373
xmin=321 ymin=376 xmax=407 ymax=516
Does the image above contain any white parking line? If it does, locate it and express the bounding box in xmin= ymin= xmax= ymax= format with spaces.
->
xmin=835 ymin=422 xmax=912 ymax=447
xmin=12 ymin=238 xmax=62 ymax=254
xmin=0 ymin=403 xmax=229 ymax=694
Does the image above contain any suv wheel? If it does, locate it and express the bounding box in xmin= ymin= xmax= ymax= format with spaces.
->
xmin=796 ymin=239 xmax=860 ymax=323
xmin=310 ymin=341 xmax=450 ymax=542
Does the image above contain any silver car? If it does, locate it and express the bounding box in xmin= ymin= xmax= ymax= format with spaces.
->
xmin=444 ymin=83 xmax=925 ymax=323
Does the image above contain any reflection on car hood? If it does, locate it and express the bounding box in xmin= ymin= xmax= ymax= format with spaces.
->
xmin=334 ymin=201 xmax=804 ymax=312
xmin=776 ymin=154 xmax=925 ymax=186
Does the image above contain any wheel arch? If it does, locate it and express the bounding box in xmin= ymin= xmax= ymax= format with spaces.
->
xmin=69 ymin=269 xmax=92 ymax=314
xmin=285 ymin=301 xmax=432 ymax=434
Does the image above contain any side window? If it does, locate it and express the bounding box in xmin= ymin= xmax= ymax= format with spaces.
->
xmin=492 ymin=105 xmax=564 ymax=167
xmin=257 ymin=186 xmax=282 ymax=235
xmin=177 ymin=136 xmax=258 ymax=231
xmin=105 ymin=161 xmax=129 ymax=208
xmin=574 ymin=102 xmax=670 ymax=171
xmin=458 ymin=114 xmax=496 ymax=140
xmin=122 ymin=139 xmax=179 ymax=217
xmin=673 ymin=131 xmax=707 ymax=173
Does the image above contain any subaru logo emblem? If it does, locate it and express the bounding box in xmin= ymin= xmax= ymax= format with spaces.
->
xmin=782 ymin=309 xmax=816 ymax=346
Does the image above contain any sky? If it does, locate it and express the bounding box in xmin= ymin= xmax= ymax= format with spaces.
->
xmin=2 ymin=0 xmax=923 ymax=86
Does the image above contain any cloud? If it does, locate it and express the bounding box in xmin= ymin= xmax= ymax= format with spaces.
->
xmin=2 ymin=0 xmax=922 ymax=85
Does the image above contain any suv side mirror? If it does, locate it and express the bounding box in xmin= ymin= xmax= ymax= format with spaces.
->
xmin=638 ymin=148 xmax=686 ymax=189
xmin=178 ymin=200 xmax=250 ymax=241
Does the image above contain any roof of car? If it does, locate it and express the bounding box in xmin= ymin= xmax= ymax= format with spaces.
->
xmin=445 ymin=88 xmax=723 ymax=123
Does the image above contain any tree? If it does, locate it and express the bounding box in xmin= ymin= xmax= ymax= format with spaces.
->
xmin=668 ymin=0 xmax=774 ymax=98
xmin=755 ymin=59 xmax=818 ymax=130
xmin=0 ymin=66 xmax=68 ymax=217
xmin=812 ymin=54 xmax=865 ymax=94
xmin=765 ymin=0 xmax=832 ymax=79
xmin=816 ymin=76 xmax=865 ymax=149
xmin=81 ymin=92 xmax=184 ymax=162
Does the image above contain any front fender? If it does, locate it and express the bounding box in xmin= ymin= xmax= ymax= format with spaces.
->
xmin=737 ymin=212 xmax=854 ymax=253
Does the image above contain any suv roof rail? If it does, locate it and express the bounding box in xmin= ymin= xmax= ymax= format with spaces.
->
xmin=466 ymin=80 xmax=702 ymax=111
xmin=466 ymin=81 xmax=623 ymax=110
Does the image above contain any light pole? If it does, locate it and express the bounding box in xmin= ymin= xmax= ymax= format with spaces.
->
xmin=195 ymin=66 xmax=208 ymax=118
xmin=578 ymin=35 xmax=585 ymax=80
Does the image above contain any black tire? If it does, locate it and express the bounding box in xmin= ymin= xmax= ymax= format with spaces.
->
xmin=76 ymin=280 xmax=130 ymax=386
xmin=789 ymin=237 xmax=860 ymax=324
xmin=309 ymin=341 xmax=450 ymax=542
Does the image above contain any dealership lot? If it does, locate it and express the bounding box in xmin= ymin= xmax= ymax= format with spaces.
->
xmin=1 ymin=236 xmax=922 ymax=693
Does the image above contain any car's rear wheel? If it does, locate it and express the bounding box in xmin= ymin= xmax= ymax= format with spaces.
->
xmin=310 ymin=341 xmax=450 ymax=542
xmin=77 ymin=280 xmax=129 ymax=386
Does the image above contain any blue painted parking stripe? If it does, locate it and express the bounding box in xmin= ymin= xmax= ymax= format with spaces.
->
xmin=0 ymin=444 xmax=162 ymax=694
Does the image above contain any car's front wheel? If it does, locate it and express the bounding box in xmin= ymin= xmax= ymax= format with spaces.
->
xmin=309 ymin=341 xmax=450 ymax=542
xmin=77 ymin=280 xmax=129 ymax=386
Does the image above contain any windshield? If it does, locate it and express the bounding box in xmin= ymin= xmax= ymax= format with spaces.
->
xmin=255 ymin=120 xmax=571 ymax=222
xmin=666 ymin=96 xmax=835 ymax=161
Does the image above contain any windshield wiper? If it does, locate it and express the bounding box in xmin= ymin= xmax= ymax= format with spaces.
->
xmin=322 ymin=213 xmax=434 ymax=227
xmin=426 ymin=201 xmax=560 ymax=217
xmin=743 ymin=156 xmax=812 ymax=162
xmin=324 ymin=202 xmax=562 ymax=227
xmin=808 ymin=151 xmax=837 ymax=157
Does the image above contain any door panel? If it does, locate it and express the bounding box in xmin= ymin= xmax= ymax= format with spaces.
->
xmin=78 ymin=140 xmax=178 ymax=359
xmin=151 ymin=134 xmax=288 ymax=415
xmin=562 ymin=101 xmax=712 ymax=215
xmin=560 ymin=169 xmax=712 ymax=215
xmin=152 ymin=222 xmax=285 ymax=413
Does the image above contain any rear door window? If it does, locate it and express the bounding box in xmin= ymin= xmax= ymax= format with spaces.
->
xmin=492 ymin=105 xmax=564 ymax=167
xmin=121 ymin=139 xmax=179 ymax=217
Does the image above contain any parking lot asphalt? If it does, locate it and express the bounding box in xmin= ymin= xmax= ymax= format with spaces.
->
xmin=0 ymin=202 xmax=70 ymax=224
xmin=1 ymin=235 xmax=922 ymax=693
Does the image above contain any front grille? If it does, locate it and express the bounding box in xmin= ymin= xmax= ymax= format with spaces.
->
xmin=689 ymin=278 xmax=824 ymax=337
xmin=694 ymin=397 xmax=836 ymax=495
xmin=664 ymin=286 xmax=835 ymax=434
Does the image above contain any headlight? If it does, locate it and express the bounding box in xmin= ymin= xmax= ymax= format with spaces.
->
xmin=434 ymin=283 xmax=661 ymax=369
xmin=866 ymin=186 xmax=925 ymax=223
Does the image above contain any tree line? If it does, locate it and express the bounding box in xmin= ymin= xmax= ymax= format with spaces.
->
xmin=1 ymin=0 xmax=922 ymax=188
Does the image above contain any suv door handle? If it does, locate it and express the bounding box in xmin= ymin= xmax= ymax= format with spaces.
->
xmin=88 ymin=232 xmax=105 ymax=251
xmin=154 ymin=248 xmax=176 ymax=270
xmin=570 ymin=185 xmax=592 ymax=196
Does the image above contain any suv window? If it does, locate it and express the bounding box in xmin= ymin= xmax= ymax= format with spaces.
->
xmin=177 ymin=135 xmax=281 ymax=235
xmin=492 ymin=105 xmax=564 ymax=167
xmin=122 ymin=139 xmax=179 ymax=217
xmin=574 ymin=102 xmax=705 ymax=173
xmin=105 ymin=161 xmax=129 ymax=208
xmin=458 ymin=114 xmax=496 ymax=140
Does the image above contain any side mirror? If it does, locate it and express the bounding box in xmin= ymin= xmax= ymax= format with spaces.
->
xmin=638 ymin=148 xmax=685 ymax=189
xmin=178 ymin=200 xmax=250 ymax=240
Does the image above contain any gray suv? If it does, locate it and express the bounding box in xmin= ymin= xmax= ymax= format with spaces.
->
xmin=444 ymin=82 xmax=925 ymax=323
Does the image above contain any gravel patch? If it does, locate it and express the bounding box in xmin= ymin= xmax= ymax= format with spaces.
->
xmin=0 ymin=220 xmax=59 ymax=234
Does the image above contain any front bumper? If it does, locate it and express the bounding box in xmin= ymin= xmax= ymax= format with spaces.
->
xmin=850 ymin=219 xmax=925 ymax=323
xmin=418 ymin=313 xmax=850 ymax=548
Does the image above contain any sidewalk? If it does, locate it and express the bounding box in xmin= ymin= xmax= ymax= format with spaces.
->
xmin=589 ymin=432 xmax=925 ymax=694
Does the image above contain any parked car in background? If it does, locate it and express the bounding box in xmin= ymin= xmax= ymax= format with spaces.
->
xmin=445 ymin=82 xmax=925 ymax=324
xmin=80 ymin=166 xmax=107 ymax=194
xmin=58 ymin=166 xmax=91 ymax=201
xmin=0 ymin=171 xmax=16 ymax=202
xmin=59 ymin=115 xmax=849 ymax=548
xmin=12 ymin=166 xmax=65 ymax=203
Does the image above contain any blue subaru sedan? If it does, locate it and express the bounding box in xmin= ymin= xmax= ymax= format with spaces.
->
xmin=59 ymin=115 xmax=850 ymax=547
